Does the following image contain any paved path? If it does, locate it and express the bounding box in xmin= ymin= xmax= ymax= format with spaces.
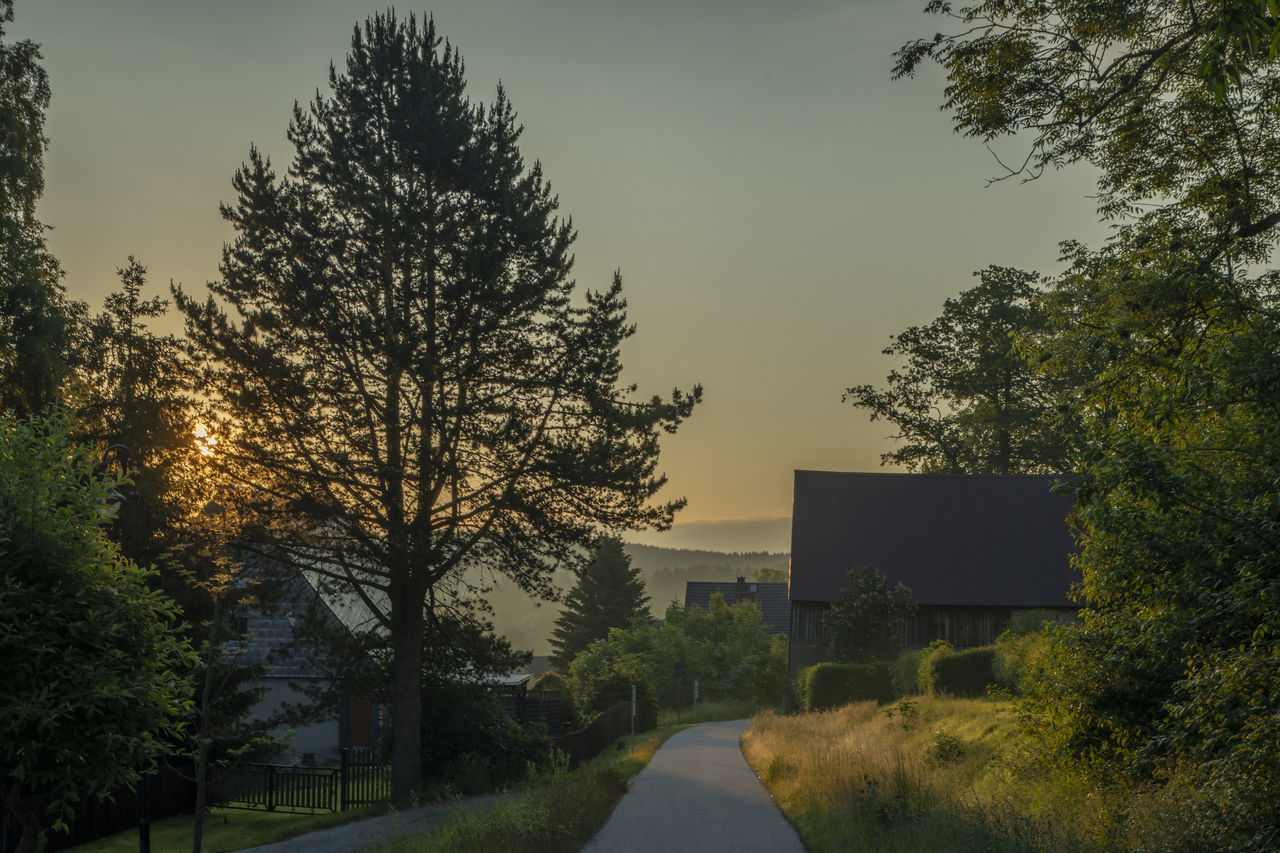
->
xmin=582 ymin=719 xmax=805 ymax=853
xmin=232 ymin=794 xmax=502 ymax=853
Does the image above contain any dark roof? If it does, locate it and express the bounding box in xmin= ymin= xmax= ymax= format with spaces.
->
xmin=789 ymin=470 xmax=1078 ymax=607
xmin=684 ymin=581 xmax=790 ymax=635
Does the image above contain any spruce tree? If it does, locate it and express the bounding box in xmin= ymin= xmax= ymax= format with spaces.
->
xmin=549 ymin=538 xmax=650 ymax=671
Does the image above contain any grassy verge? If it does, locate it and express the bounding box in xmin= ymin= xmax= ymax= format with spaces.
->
xmin=366 ymin=724 xmax=689 ymax=853
xmin=64 ymin=805 xmax=382 ymax=853
xmin=657 ymin=699 xmax=766 ymax=727
xmin=742 ymin=697 xmax=1187 ymax=853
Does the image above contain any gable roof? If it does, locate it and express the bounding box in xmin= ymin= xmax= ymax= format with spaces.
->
xmin=788 ymin=470 xmax=1078 ymax=607
xmin=684 ymin=581 xmax=790 ymax=635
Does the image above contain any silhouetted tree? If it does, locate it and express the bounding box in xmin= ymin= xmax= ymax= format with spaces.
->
xmin=177 ymin=12 xmax=698 ymax=798
xmin=846 ymin=266 xmax=1077 ymax=474
xmin=549 ymin=538 xmax=650 ymax=670
xmin=0 ymin=0 xmax=83 ymax=416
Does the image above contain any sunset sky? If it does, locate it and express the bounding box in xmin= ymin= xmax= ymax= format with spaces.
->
xmin=15 ymin=1 xmax=1108 ymax=551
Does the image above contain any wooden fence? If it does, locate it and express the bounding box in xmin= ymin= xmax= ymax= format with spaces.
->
xmin=549 ymin=700 xmax=633 ymax=767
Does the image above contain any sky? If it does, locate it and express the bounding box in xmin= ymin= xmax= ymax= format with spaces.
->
xmin=13 ymin=1 xmax=1108 ymax=552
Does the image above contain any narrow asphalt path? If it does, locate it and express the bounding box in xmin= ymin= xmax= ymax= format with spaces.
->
xmin=232 ymin=794 xmax=503 ymax=853
xmin=582 ymin=719 xmax=805 ymax=853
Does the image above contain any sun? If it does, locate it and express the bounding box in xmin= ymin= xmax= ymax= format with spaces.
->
xmin=194 ymin=422 xmax=218 ymax=457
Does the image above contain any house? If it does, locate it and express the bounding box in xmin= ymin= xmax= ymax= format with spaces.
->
xmin=787 ymin=470 xmax=1079 ymax=674
xmin=235 ymin=567 xmax=383 ymax=766
xmin=684 ymin=577 xmax=790 ymax=635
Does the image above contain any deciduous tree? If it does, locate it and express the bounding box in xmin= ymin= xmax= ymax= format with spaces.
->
xmin=0 ymin=0 xmax=83 ymax=416
xmin=824 ymin=566 xmax=914 ymax=664
xmin=178 ymin=12 xmax=698 ymax=797
xmin=0 ymin=412 xmax=192 ymax=853
xmin=846 ymin=265 xmax=1075 ymax=473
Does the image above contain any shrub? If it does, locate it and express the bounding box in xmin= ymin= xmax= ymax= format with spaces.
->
xmin=923 ymin=731 xmax=966 ymax=765
xmin=917 ymin=640 xmax=955 ymax=695
xmin=794 ymin=662 xmax=894 ymax=712
xmin=891 ymin=649 xmax=923 ymax=696
xmin=419 ymin=678 xmax=551 ymax=793
xmin=930 ymin=647 xmax=997 ymax=697
xmin=993 ymin=629 xmax=1049 ymax=694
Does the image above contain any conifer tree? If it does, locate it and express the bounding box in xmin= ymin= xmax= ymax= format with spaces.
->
xmin=549 ymin=538 xmax=650 ymax=671
xmin=178 ymin=12 xmax=698 ymax=797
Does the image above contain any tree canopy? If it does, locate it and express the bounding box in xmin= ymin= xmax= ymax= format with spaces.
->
xmin=846 ymin=265 xmax=1075 ymax=473
xmin=899 ymin=0 xmax=1280 ymax=844
xmin=178 ymin=12 xmax=698 ymax=797
xmin=0 ymin=0 xmax=82 ymax=417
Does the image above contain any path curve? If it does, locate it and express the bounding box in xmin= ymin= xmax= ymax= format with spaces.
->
xmin=582 ymin=719 xmax=804 ymax=853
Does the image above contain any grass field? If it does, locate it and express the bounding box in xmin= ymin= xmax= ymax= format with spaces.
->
xmin=742 ymin=697 xmax=1192 ymax=853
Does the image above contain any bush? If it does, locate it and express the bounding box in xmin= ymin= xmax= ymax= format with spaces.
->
xmin=581 ymin=672 xmax=658 ymax=732
xmin=419 ymin=678 xmax=551 ymax=794
xmin=891 ymin=649 xmax=923 ymax=696
xmin=794 ymin=662 xmax=894 ymax=712
xmin=917 ymin=640 xmax=955 ymax=695
xmin=993 ymin=630 xmax=1049 ymax=694
xmin=930 ymin=647 xmax=997 ymax=697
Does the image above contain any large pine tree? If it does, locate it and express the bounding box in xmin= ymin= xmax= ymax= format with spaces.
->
xmin=178 ymin=13 xmax=697 ymax=797
xmin=549 ymin=538 xmax=650 ymax=670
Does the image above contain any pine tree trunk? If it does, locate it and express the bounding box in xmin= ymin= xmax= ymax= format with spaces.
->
xmin=390 ymin=600 xmax=425 ymax=800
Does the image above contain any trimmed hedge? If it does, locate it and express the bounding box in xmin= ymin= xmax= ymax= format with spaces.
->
xmin=927 ymin=646 xmax=998 ymax=697
xmin=795 ymin=662 xmax=895 ymax=711
xmin=917 ymin=640 xmax=955 ymax=695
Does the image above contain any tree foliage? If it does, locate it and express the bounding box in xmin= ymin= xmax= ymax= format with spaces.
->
xmin=569 ymin=593 xmax=787 ymax=717
xmin=0 ymin=412 xmax=193 ymax=853
xmin=824 ymin=565 xmax=915 ymax=664
xmin=549 ymin=538 xmax=650 ymax=671
xmin=895 ymin=0 xmax=1280 ymax=244
xmin=177 ymin=12 xmax=697 ymax=797
xmin=846 ymin=265 xmax=1075 ymax=473
xmin=0 ymin=0 xmax=82 ymax=417
xmin=899 ymin=2 xmax=1280 ymax=844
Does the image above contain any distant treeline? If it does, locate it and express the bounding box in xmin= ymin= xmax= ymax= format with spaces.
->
xmin=485 ymin=545 xmax=789 ymax=657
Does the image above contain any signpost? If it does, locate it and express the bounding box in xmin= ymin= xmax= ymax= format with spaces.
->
xmin=674 ymin=662 xmax=684 ymax=724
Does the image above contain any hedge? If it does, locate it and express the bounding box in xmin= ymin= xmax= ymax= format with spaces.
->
xmin=794 ymin=662 xmax=895 ymax=711
xmin=926 ymin=646 xmax=997 ymax=697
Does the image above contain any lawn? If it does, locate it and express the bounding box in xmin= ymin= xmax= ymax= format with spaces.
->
xmin=64 ymin=805 xmax=382 ymax=853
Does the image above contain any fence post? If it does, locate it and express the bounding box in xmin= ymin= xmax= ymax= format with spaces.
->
xmin=265 ymin=765 xmax=275 ymax=812
xmin=340 ymin=748 xmax=350 ymax=812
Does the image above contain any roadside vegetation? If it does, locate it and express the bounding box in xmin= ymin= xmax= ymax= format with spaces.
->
xmin=368 ymin=721 xmax=694 ymax=853
xmin=744 ymin=697 xmax=1195 ymax=853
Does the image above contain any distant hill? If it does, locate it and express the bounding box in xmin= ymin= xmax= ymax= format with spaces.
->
xmin=486 ymin=545 xmax=789 ymax=657
xmin=622 ymin=543 xmax=789 ymax=573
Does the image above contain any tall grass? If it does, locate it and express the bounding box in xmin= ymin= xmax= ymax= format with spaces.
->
xmin=742 ymin=697 xmax=1194 ymax=853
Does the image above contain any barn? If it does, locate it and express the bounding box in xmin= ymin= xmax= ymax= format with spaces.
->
xmin=787 ymin=470 xmax=1079 ymax=675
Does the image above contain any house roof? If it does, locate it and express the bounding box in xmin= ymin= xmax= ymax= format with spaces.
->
xmin=684 ymin=581 xmax=790 ymax=635
xmin=788 ymin=470 xmax=1078 ymax=607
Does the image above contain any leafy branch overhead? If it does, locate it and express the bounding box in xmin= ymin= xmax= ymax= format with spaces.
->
xmin=895 ymin=0 xmax=1280 ymax=244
